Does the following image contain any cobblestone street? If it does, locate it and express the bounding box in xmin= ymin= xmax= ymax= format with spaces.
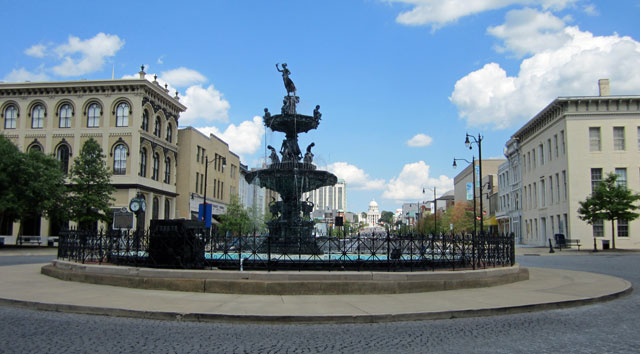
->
xmin=1 ymin=252 xmax=638 ymax=353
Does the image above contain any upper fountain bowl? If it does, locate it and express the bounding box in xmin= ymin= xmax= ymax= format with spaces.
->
xmin=264 ymin=114 xmax=319 ymax=135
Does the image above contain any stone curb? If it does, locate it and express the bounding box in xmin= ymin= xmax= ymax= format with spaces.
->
xmin=0 ymin=285 xmax=632 ymax=324
xmin=42 ymin=261 xmax=529 ymax=295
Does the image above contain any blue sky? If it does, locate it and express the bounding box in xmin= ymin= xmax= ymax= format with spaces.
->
xmin=3 ymin=0 xmax=640 ymax=214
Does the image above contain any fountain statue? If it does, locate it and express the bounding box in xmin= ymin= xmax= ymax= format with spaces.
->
xmin=245 ymin=65 xmax=337 ymax=254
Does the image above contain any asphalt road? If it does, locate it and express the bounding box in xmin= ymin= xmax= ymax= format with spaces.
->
xmin=0 ymin=251 xmax=638 ymax=353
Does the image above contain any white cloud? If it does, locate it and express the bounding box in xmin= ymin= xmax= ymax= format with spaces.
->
xmin=381 ymin=161 xmax=454 ymax=202
xmin=51 ymin=33 xmax=124 ymax=76
xmin=161 ymin=67 xmax=207 ymax=87
xmin=326 ymin=162 xmax=386 ymax=190
xmin=180 ymin=84 xmax=231 ymax=124
xmin=407 ymin=133 xmax=433 ymax=147
xmin=487 ymin=8 xmax=570 ymax=57
xmin=25 ymin=44 xmax=47 ymax=58
xmin=195 ymin=116 xmax=264 ymax=157
xmin=4 ymin=68 xmax=49 ymax=82
xmin=389 ymin=0 xmax=577 ymax=29
xmin=451 ymin=11 xmax=640 ymax=129
xmin=583 ymin=4 xmax=598 ymax=15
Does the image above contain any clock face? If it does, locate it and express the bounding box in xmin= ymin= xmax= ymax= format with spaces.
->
xmin=140 ymin=200 xmax=146 ymax=212
xmin=129 ymin=200 xmax=140 ymax=212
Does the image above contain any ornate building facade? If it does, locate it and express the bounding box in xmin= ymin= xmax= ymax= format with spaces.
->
xmin=0 ymin=72 xmax=240 ymax=242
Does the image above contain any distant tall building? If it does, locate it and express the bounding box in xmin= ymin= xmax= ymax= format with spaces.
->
xmin=303 ymin=179 xmax=346 ymax=212
xmin=239 ymin=164 xmax=266 ymax=217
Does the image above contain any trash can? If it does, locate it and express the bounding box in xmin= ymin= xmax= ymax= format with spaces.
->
xmin=602 ymin=239 xmax=610 ymax=250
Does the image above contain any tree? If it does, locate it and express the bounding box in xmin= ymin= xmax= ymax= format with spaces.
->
xmin=417 ymin=210 xmax=444 ymax=235
xmin=13 ymin=148 xmax=68 ymax=236
xmin=379 ymin=210 xmax=394 ymax=225
xmin=0 ymin=136 xmax=23 ymax=231
xmin=68 ymin=138 xmax=115 ymax=230
xmin=578 ymin=173 xmax=640 ymax=249
xmin=0 ymin=136 xmax=68 ymax=236
xmin=441 ymin=201 xmax=475 ymax=233
xmin=219 ymin=195 xmax=252 ymax=236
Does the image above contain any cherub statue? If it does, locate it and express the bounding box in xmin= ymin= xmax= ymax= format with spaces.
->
xmin=313 ymin=105 xmax=322 ymax=122
xmin=303 ymin=142 xmax=315 ymax=164
xmin=267 ymin=145 xmax=280 ymax=164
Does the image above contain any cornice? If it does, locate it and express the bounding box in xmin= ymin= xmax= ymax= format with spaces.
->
xmin=513 ymin=95 xmax=640 ymax=143
xmin=0 ymin=79 xmax=186 ymax=112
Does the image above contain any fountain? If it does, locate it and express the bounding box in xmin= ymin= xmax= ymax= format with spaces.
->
xmin=244 ymin=64 xmax=337 ymax=254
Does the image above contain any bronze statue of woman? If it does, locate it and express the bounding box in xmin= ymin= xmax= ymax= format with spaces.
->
xmin=276 ymin=63 xmax=296 ymax=95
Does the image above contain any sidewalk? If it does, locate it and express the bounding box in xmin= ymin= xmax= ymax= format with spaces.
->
xmin=0 ymin=262 xmax=631 ymax=324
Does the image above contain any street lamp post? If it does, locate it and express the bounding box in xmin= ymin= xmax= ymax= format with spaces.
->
xmin=465 ymin=133 xmax=484 ymax=233
xmin=202 ymin=155 xmax=227 ymax=227
xmin=454 ymin=156 xmax=477 ymax=270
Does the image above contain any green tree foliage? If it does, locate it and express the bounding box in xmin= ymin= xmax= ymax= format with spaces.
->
xmin=379 ymin=210 xmax=394 ymax=225
xmin=578 ymin=173 xmax=640 ymax=249
xmin=219 ymin=195 xmax=252 ymax=236
xmin=416 ymin=210 xmax=445 ymax=235
xmin=441 ymin=201 xmax=475 ymax=233
xmin=0 ymin=136 xmax=68 ymax=236
xmin=68 ymin=138 xmax=115 ymax=229
xmin=0 ymin=136 xmax=23 ymax=229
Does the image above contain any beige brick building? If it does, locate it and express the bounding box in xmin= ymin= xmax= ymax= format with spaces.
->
xmin=175 ymin=127 xmax=240 ymax=221
xmin=513 ymin=80 xmax=640 ymax=249
xmin=0 ymin=73 xmax=241 ymax=242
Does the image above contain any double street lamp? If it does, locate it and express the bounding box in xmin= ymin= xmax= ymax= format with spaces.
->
xmin=202 ymin=155 xmax=227 ymax=226
xmin=453 ymin=156 xmax=477 ymax=270
xmin=465 ymin=133 xmax=484 ymax=232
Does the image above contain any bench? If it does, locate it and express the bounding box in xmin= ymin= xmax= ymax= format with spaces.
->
xmin=556 ymin=239 xmax=581 ymax=251
xmin=19 ymin=236 xmax=42 ymax=246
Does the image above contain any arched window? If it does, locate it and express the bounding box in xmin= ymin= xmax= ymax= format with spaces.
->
xmin=164 ymin=157 xmax=171 ymax=183
xmin=31 ymin=104 xmax=45 ymax=128
xmin=29 ymin=144 xmax=42 ymax=153
xmin=164 ymin=199 xmax=170 ymax=219
xmin=4 ymin=105 xmax=17 ymax=129
xmin=87 ymin=103 xmax=101 ymax=128
xmin=152 ymin=197 xmax=159 ymax=220
xmin=57 ymin=144 xmax=70 ymax=174
xmin=141 ymin=109 xmax=149 ymax=131
xmin=153 ymin=117 xmax=161 ymax=137
xmin=151 ymin=152 xmax=159 ymax=180
xmin=59 ymin=104 xmax=72 ymax=128
xmin=166 ymin=123 xmax=173 ymax=143
xmin=139 ymin=147 xmax=147 ymax=177
xmin=116 ymin=102 xmax=129 ymax=127
xmin=113 ymin=144 xmax=128 ymax=175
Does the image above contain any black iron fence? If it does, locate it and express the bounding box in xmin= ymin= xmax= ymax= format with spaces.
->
xmin=58 ymin=227 xmax=515 ymax=272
